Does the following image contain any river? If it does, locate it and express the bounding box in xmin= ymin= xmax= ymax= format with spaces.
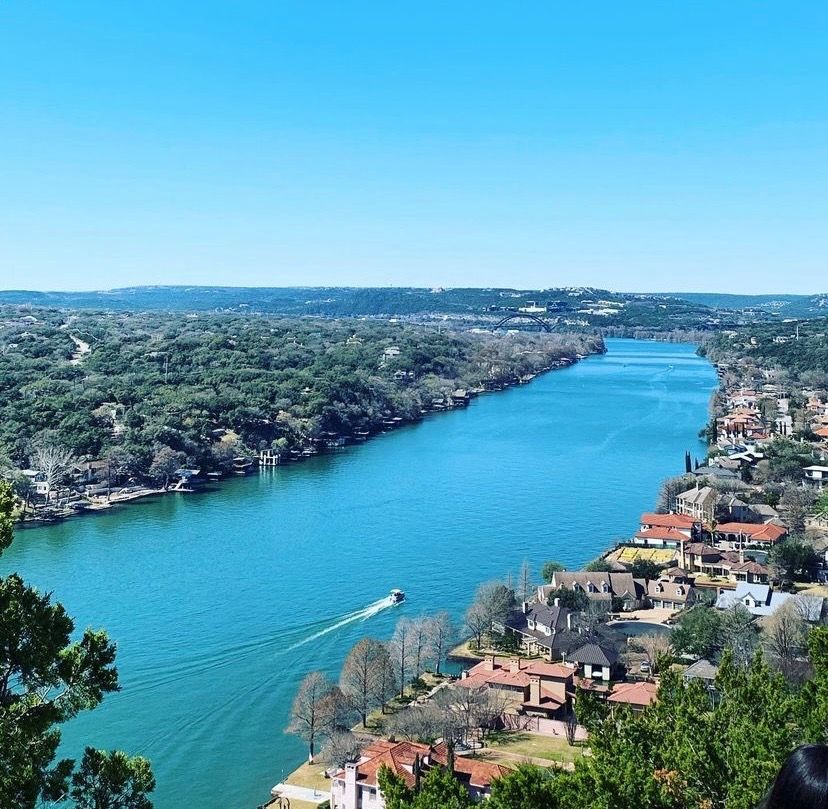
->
xmin=1 ymin=338 xmax=717 ymax=808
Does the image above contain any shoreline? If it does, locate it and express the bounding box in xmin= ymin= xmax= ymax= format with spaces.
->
xmin=17 ymin=350 xmax=600 ymax=528
xmin=269 ymin=341 xmax=717 ymax=805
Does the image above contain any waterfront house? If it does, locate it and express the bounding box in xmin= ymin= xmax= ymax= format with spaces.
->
xmin=457 ymin=656 xmax=575 ymax=718
xmin=713 ymin=521 xmax=787 ymax=547
xmin=675 ymin=486 xmax=718 ymax=526
xmin=500 ymin=602 xmax=581 ymax=660
xmin=607 ymin=681 xmax=658 ymax=712
xmin=639 ymin=512 xmax=698 ymax=537
xmin=692 ymin=464 xmax=739 ymax=482
xmin=20 ymin=469 xmax=50 ymax=497
xmin=330 ymin=739 xmax=508 ymax=809
xmin=540 ymin=573 xmax=646 ymax=612
xmin=633 ymin=526 xmax=692 ymax=551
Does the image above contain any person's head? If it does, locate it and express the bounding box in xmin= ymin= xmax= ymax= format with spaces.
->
xmin=764 ymin=745 xmax=828 ymax=809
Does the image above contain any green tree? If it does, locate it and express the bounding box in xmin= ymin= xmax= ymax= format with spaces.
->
xmin=769 ymin=537 xmax=820 ymax=582
xmin=377 ymin=765 xmax=413 ymax=809
xmin=0 ymin=481 xmax=154 ymax=809
xmin=628 ymin=559 xmax=662 ymax=581
xmin=545 ymin=586 xmax=588 ymax=612
xmin=671 ymin=605 xmax=722 ymax=660
xmin=541 ymin=560 xmax=565 ymax=583
xmin=70 ymin=748 xmax=155 ymax=809
xmin=488 ymin=764 xmax=561 ymax=809
xmin=583 ymin=558 xmax=613 ymax=573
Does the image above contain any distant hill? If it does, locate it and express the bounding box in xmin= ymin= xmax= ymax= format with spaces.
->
xmin=0 ymin=286 xmax=717 ymax=331
xmin=2 ymin=285 xmax=825 ymax=329
xmin=656 ymin=292 xmax=828 ymax=319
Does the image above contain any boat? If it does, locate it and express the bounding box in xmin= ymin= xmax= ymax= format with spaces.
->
xmin=389 ymin=589 xmax=405 ymax=604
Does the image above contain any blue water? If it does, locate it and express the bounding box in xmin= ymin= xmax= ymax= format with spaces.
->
xmin=1 ymin=339 xmax=716 ymax=808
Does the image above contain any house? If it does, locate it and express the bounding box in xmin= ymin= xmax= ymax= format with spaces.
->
xmin=564 ymin=641 xmax=621 ymax=683
xmin=330 ymin=739 xmax=509 ymax=809
xmin=458 ymin=656 xmax=575 ymax=718
xmin=714 ymin=521 xmax=787 ymax=547
xmin=646 ymin=576 xmax=696 ymax=612
xmin=749 ymin=503 xmax=781 ymax=522
xmin=540 ymin=573 xmax=646 ymax=612
xmin=633 ymin=526 xmax=693 ymax=550
xmin=72 ymin=458 xmax=109 ymax=484
xmin=717 ymin=495 xmax=754 ymax=523
xmin=682 ymin=544 xmax=769 ymax=585
xmin=501 ymin=602 xmax=582 ymax=660
xmin=675 ymin=486 xmax=718 ymax=525
xmin=20 ymin=469 xmax=49 ymax=496
xmin=693 ymin=465 xmax=739 ymax=481
xmin=639 ymin=512 xmax=698 ymax=537
xmin=716 ymin=583 xmax=825 ymax=620
xmin=607 ymin=681 xmax=658 ymax=712
xmin=804 ymin=466 xmax=828 ymax=490
xmin=682 ymin=659 xmax=718 ymax=689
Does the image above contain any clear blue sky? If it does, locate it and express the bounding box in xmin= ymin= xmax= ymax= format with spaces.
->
xmin=1 ymin=2 xmax=827 ymax=293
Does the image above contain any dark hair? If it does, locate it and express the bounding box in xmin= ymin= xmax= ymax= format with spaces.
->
xmin=763 ymin=745 xmax=828 ymax=809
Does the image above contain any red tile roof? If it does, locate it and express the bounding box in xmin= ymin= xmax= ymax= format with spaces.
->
xmin=715 ymin=522 xmax=787 ymax=543
xmin=460 ymin=658 xmax=575 ymax=690
xmin=640 ymin=512 xmax=696 ymax=529
xmin=635 ymin=527 xmax=691 ymax=543
xmin=607 ymin=681 xmax=658 ymax=707
xmin=334 ymin=739 xmax=509 ymax=790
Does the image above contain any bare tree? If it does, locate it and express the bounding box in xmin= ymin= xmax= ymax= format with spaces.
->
xmin=389 ymin=618 xmax=415 ymax=697
xmin=287 ymin=671 xmax=334 ymax=762
xmin=475 ymin=581 xmax=517 ymax=627
xmin=465 ymin=603 xmax=490 ymax=651
xmin=375 ymin=644 xmax=398 ymax=714
xmin=518 ymin=560 xmax=533 ymax=605
xmin=631 ymin=632 xmax=672 ymax=673
xmin=321 ymin=730 xmax=368 ymax=769
xmin=319 ymin=685 xmax=357 ymax=737
xmin=409 ymin=617 xmax=432 ymax=680
xmin=385 ymin=702 xmax=447 ymax=743
xmin=763 ymin=598 xmax=809 ymax=674
xmin=340 ymin=638 xmax=391 ymax=726
xmin=30 ymin=443 xmax=76 ymax=504
xmin=656 ymin=475 xmax=697 ymax=514
xmin=425 ymin=611 xmax=454 ymax=675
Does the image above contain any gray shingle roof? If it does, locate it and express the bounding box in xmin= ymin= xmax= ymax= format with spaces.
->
xmin=568 ymin=642 xmax=618 ymax=667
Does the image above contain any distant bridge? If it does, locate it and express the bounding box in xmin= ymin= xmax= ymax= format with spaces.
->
xmin=493 ymin=312 xmax=557 ymax=332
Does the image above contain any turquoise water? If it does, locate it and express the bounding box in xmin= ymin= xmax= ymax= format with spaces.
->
xmin=2 ymin=339 xmax=716 ymax=809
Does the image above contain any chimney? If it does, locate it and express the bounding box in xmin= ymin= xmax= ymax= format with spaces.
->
xmin=483 ymin=655 xmax=495 ymax=671
xmin=522 ymin=601 xmax=530 ymax=614
xmin=509 ymin=657 xmax=521 ymax=673
xmin=554 ymin=597 xmax=561 ymax=608
xmin=529 ymin=676 xmax=541 ymax=706
xmin=345 ymin=762 xmax=358 ymax=809
xmin=566 ymin=611 xmax=572 ymax=631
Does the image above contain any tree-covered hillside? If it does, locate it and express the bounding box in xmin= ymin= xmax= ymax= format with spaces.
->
xmin=0 ymin=306 xmax=602 ymax=481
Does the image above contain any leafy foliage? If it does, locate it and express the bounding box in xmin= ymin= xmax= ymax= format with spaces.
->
xmin=0 ymin=481 xmax=154 ymax=808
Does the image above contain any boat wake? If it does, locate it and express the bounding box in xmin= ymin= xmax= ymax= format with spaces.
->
xmin=286 ymin=595 xmax=397 ymax=651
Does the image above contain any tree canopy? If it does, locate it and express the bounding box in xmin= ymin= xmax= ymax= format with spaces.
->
xmin=0 ymin=481 xmax=154 ymax=808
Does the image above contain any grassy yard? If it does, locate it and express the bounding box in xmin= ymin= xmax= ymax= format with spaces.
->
xmin=285 ymin=762 xmax=330 ymax=793
xmin=483 ymin=730 xmax=586 ymax=767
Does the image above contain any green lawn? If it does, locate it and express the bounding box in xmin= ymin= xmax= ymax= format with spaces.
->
xmin=484 ymin=730 xmax=586 ymax=766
